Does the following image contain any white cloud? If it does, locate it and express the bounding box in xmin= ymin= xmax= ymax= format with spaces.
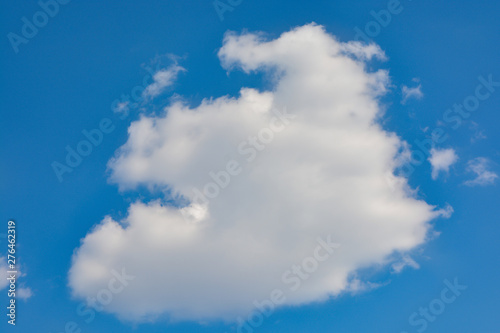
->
xmin=391 ymin=255 xmax=420 ymax=274
xmin=401 ymin=81 xmax=423 ymax=104
xmin=16 ymin=287 xmax=33 ymax=300
xmin=429 ymin=148 xmax=458 ymax=180
xmin=464 ymin=157 xmax=498 ymax=186
xmin=69 ymin=24 xmax=448 ymax=322
xmin=471 ymin=130 xmax=487 ymax=143
xmin=142 ymin=64 xmax=185 ymax=99
xmin=437 ymin=203 xmax=454 ymax=218
xmin=469 ymin=122 xmax=487 ymax=143
xmin=113 ymin=101 xmax=130 ymax=114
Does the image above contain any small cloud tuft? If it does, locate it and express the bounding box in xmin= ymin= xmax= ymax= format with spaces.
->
xmin=401 ymin=80 xmax=423 ymax=104
xmin=142 ymin=64 xmax=185 ymax=99
xmin=17 ymin=287 xmax=33 ymax=300
xmin=429 ymin=148 xmax=458 ymax=180
xmin=464 ymin=157 xmax=498 ymax=186
xmin=392 ymin=255 xmax=420 ymax=274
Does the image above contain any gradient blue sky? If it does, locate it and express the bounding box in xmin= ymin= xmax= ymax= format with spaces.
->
xmin=1 ymin=0 xmax=499 ymax=332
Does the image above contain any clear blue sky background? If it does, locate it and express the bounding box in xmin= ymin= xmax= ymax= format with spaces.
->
xmin=1 ymin=0 xmax=499 ymax=332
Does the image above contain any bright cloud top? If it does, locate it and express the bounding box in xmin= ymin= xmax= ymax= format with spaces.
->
xmin=464 ymin=157 xmax=498 ymax=186
xmin=69 ymin=24 xmax=448 ymax=322
xmin=429 ymin=148 xmax=458 ymax=180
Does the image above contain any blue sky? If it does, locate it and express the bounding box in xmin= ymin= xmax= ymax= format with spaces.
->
xmin=1 ymin=0 xmax=499 ymax=332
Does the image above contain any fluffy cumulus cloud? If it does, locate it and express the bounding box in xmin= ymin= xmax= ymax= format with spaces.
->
xmin=464 ymin=157 xmax=498 ymax=186
xmin=69 ymin=24 xmax=449 ymax=322
xmin=429 ymin=148 xmax=458 ymax=180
